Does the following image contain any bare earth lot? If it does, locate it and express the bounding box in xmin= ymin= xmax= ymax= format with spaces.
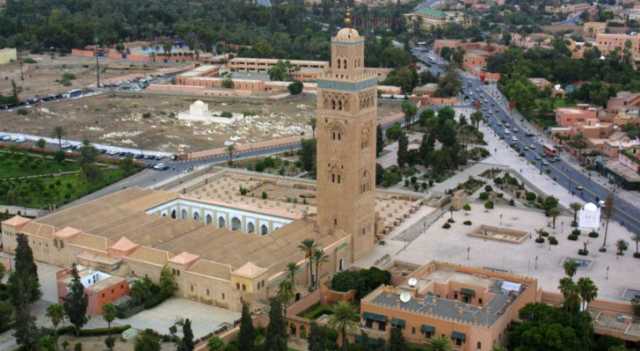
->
xmin=0 ymin=93 xmax=401 ymax=153
xmin=0 ymin=54 xmax=179 ymax=97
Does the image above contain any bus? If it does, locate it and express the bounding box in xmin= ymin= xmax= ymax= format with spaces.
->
xmin=543 ymin=144 xmax=557 ymax=157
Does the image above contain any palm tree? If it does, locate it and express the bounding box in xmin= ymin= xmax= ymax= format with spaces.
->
xmin=226 ymin=144 xmax=235 ymax=165
xmin=429 ymin=336 xmax=452 ymax=351
xmin=328 ymin=301 xmax=358 ymax=351
xmin=52 ymin=126 xmax=65 ymax=150
xmin=309 ymin=117 xmax=316 ymax=137
xmin=286 ymin=262 xmax=298 ymax=286
xmin=46 ymin=303 xmax=65 ymax=350
xmin=312 ymin=248 xmax=329 ymax=289
xmin=298 ymin=239 xmax=317 ymax=289
xmin=548 ymin=207 xmax=560 ymax=229
xmin=563 ymin=259 xmax=578 ymax=279
xmin=470 ymin=111 xmax=484 ymax=129
xmin=559 ymin=277 xmax=579 ymax=313
xmin=632 ymin=233 xmax=640 ymax=258
xmin=577 ymin=277 xmax=598 ymax=311
xmin=570 ymin=202 xmax=582 ymax=225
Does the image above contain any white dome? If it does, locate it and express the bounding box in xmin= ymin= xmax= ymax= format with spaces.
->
xmin=335 ymin=27 xmax=360 ymax=41
xmin=583 ymin=202 xmax=598 ymax=212
xmin=193 ymin=100 xmax=205 ymax=106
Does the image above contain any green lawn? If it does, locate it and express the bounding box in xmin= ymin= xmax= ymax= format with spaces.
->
xmin=0 ymin=150 xmax=78 ymax=178
xmin=0 ymin=150 xmax=137 ymax=209
xmin=298 ymin=303 xmax=334 ymax=320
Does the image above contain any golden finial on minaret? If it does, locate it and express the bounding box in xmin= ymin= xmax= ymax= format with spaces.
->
xmin=344 ymin=7 xmax=352 ymax=27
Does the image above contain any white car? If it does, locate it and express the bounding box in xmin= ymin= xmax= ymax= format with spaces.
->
xmin=153 ymin=163 xmax=169 ymax=171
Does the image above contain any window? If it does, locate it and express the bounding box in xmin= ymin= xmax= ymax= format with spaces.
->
xmin=412 ymin=327 xmax=416 ymax=335
xmin=206 ymin=289 xmax=210 ymax=296
xmin=477 ymin=342 xmax=482 ymax=350
xmin=236 ymin=283 xmax=240 ymax=290
xmin=222 ymin=293 xmax=225 ymax=300
xmin=242 ymin=284 xmax=246 ymax=291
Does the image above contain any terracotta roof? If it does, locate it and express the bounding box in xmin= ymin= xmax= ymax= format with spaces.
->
xmin=169 ymin=252 xmax=200 ymax=266
xmin=54 ymin=226 xmax=81 ymax=239
xmin=232 ymin=262 xmax=267 ymax=279
xmin=111 ymin=236 xmax=139 ymax=252
xmin=2 ymin=215 xmax=31 ymax=228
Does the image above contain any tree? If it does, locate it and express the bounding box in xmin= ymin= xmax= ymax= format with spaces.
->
xmin=401 ymin=100 xmax=417 ymax=126
xmin=268 ymin=60 xmax=293 ymax=81
xmin=222 ymin=77 xmax=234 ymax=89
xmin=577 ymin=277 xmax=598 ymax=311
xmin=207 ymin=337 xmax=224 ymax=351
xmin=388 ymin=326 xmax=406 ymax=351
xmin=429 ymin=336 xmax=452 ymax=351
xmin=470 ymin=111 xmax=484 ymax=129
xmin=288 ymin=80 xmax=303 ymax=95
xmin=563 ymin=260 xmax=578 ymax=279
xmin=559 ymin=277 xmax=580 ymax=314
xmin=312 ymin=248 xmax=329 ymax=289
xmin=104 ymin=336 xmax=116 ymax=351
xmin=13 ymin=301 xmax=39 ymax=351
xmin=0 ymin=301 xmax=13 ymax=335
xmin=177 ymin=319 xmax=194 ymax=351
xmin=298 ymin=239 xmax=317 ymax=289
xmin=633 ymin=233 xmax=640 ymax=258
xmin=226 ymin=144 xmax=235 ymax=165
xmin=8 ymin=233 xmax=41 ymax=304
xmin=159 ymin=265 xmax=177 ymax=299
xmin=434 ymin=67 xmax=462 ymax=98
xmin=135 ymin=329 xmax=161 ymax=351
xmin=328 ymin=301 xmax=358 ymax=351
xmin=632 ymin=296 xmax=640 ymax=318
xmin=570 ymin=202 xmax=582 ymax=225
xmin=376 ymin=125 xmax=384 ymax=156
xmin=238 ymin=303 xmax=255 ymax=351
xmin=102 ymin=303 xmax=117 ymax=329
xmin=616 ymin=239 xmax=628 ymax=256
xmin=52 ymin=126 xmax=65 ymax=150
xmin=300 ymin=139 xmax=316 ymax=174
xmin=120 ymin=157 xmax=136 ymax=176
xmin=397 ymin=132 xmax=409 ymax=168
xmin=36 ymin=138 xmax=46 ymax=149
xmin=308 ymin=322 xmax=326 ymax=351
xmin=63 ymin=264 xmax=88 ymax=335
xmin=264 ymin=299 xmax=287 ymax=351
xmin=47 ymin=303 xmax=65 ymax=349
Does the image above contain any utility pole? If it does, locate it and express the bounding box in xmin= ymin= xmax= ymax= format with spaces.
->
xmin=95 ymin=37 xmax=101 ymax=88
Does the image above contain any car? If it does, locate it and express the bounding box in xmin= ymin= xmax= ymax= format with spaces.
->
xmin=529 ymin=144 xmax=536 ymax=149
xmin=534 ymin=155 xmax=542 ymax=160
xmin=153 ymin=163 xmax=169 ymax=170
xmin=135 ymin=154 xmax=145 ymax=159
xmin=525 ymin=132 xmax=535 ymax=137
xmin=576 ymin=185 xmax=584 ymax=191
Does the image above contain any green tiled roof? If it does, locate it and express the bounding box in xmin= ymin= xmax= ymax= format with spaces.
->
xmin=415 ymin=7 xmax=446 ymax=19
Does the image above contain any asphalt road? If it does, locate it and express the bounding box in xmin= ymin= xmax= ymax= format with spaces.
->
xmin=412 ymin=47 xmax=640 ymax=238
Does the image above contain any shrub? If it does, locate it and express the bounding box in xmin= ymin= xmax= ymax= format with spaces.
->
xmin=588 ymin=231 xmax=599 ymax=238
xmin=578 ymin=249 xmax=589 ymax=256
xmin=17 ymin=109 xmax=28 ymax=115
xmin=484 ymin=185 xmax=493 ymax=192
xmin=463 ymin=220 xmax=472 ymax=225
xmin=484 ymin=200 xmax=494 ymax=209
xmin=568 ymin=234 xmax=579 ymax=241
xmin=261 ymin=191 xmax=268 ymax=199
xmin=220 ymin=111 xmax=233 ymax=118
xmin=287 ymin=80 xmax=304 ymax=95
xmin=463 ymin=203 xmax=471 ymax=211
xmin=331 ymin=267 xmax=390 ymax=299
xmin=525 ymin=192 xmax=537 ymax=202
xmin=571 ymin=229 xmax=581 ymax=236
xmin=634 ymin=252 xmax=640 ymax=259
xmin=447 ymin=218 xmax=455 ymax=223
xmin=479 ymin=192 xmax=489 ymax=200
xmin=74 ymin=343 xmax=82 ymax=351
xmin=535 ymin=237 xmax=545 ymax=244
xmin=548 ymin=236 xmax=558 ymax=245
xmin=442 ymin=222 xmax=451 ymax=229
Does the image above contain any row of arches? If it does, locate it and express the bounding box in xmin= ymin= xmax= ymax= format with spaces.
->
xmin=163 ymin=209 xmax=270 ymax=235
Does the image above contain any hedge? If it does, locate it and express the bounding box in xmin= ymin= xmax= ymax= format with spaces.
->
xmin=58 ymin=325 xmax=131 ymax=336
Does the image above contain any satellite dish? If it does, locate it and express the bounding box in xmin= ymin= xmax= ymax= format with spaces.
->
xmin=400 ymin=291 xmax=411 ymax=303
xmin=408 ymin=278 xmax=418 ymax=287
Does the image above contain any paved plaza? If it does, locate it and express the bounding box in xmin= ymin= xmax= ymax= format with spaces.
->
xmin=386 ymin=204 xmax=639 ymax=302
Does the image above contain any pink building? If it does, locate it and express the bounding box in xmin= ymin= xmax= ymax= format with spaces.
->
xmin=555 ymin=106 xmax=599 ymax=127
xmin=57 ymin=266 xmax=129 ymax=316
xmin=619 ymin=148 xmax=640 ymax=172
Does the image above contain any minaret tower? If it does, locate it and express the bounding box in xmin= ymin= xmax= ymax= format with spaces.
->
xmin=316 ymin=11 xmax=378 ymax=262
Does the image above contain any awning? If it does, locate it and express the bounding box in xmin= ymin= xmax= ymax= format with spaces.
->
xmin=363 ymin=312 xmax=387 ymax=322
xmin=460 ymin=288 xmax=476 ymax=296
xmin=391 ymin=318 xmax=406 ymax=328
xmin=451 ymin=331 xmax=466 ymax=341
xmin=421 ymin=324 xmax=435 ymax=333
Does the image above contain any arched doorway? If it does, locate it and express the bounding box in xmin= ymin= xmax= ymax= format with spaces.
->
xmin=193 ymin=212 xmax=200 ymax=221
xmin=231 ymin=217 xmax=241 ymax=231
xmin=247 ymin=222 xmax=255 ymax=233
xmin=171 ymin=209 xmax=177 ymax=219
xmin=260 ymin=224 xmax=269 ymax=235
xmin=181 ymin=209 xmax=188 ymax=219
xmin=218 ymin=216 xmax=226 ymax=229
xmin=206 ymin=214 xmax=213 ymax=225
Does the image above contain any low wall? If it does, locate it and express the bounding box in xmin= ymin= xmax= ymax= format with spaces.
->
xmin=0 ymin=205 xmax=48 ymax=218
xmin=468 ymin=224 xmax=528 ymax=244
xmin=181 ymin=135 xmax=306 ymax=161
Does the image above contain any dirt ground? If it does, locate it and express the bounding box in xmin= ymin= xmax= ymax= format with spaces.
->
xmin=0 ymin=92 xmax=402 ymax=153
xmin=0 ymin=54 xmax=180 ymax=97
